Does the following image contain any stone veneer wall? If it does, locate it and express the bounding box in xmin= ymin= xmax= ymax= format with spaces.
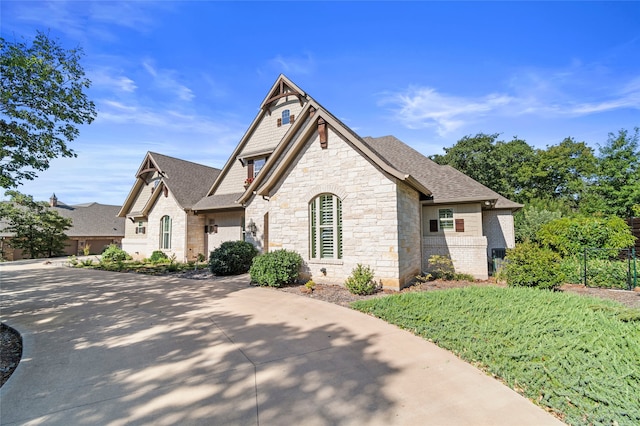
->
xmin=245 ymin=126 xmax=405 ymax=289
xmin=185 ymin=211 xmax=206 ymax=262
xmin=144 ymin=190 xmax=187 ymax=261
xmin=396 ymin=183 xmax=422 ymax=286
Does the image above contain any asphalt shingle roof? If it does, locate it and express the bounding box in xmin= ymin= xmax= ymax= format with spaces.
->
xmin=192 ymin=193 xmax=245 ymax=211
xmin=148 ymin=152 xmax=221 ymax=210
xmin=53 ymin=202 xmax=125 ymax=237
xmin=361 ymin=135 xmax=522 ymax=209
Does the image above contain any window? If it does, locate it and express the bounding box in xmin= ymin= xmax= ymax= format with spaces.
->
xmin=253 ymin=157 xmax=265 ymax=178
xmin=282 ymin=109 xmax=290 ymax=125
xmin=135 ymin=221 xmax=146 ymax=234
xmin=310 ymin=194 xmax=342 ymax=259
xmin=438 ymin=208 xmax=454 ymax=231
xmin=160 ymin=215 xmax=171 ymax=249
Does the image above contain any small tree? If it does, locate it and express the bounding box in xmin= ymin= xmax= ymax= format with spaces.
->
xmin=0 ymin=191 xmax=71 ymax=258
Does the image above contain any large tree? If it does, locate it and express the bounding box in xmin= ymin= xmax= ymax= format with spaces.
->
xmin=430 ymin=133 xmax=536 ymax=202
xmin=0 ymin=191 xmax=72 ymax=259
xmin=0 ymin=31 xmax=96 ymax=189
xmin=583 ymin=128 xmax=640 ymax=218
xmin=525 ymin=137 xmax=596 ymax=209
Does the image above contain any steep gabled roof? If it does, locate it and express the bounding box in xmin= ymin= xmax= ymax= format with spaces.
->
xmin=118 ymin=152 xmax=220 ymax=217
xmin=204 ymin=74 xmax=310 ymax=198
xmin=239 ymin=101 xmax=432 ymax=204
xmin=147 ymin=152 xmax=220 ymax=209
xmin=362 ymin=136 xmax=522 ymax=209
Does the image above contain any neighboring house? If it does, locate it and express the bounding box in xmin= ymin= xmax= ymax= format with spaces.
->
xmin=0 ymin=194 xmax=125 ymax=260
xmin=118 ymin=75 xmax=521 ymax=289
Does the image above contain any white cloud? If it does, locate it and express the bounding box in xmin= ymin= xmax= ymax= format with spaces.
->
xmin=382 ymin=88 xmax=514 ymax=135
xmin=90 ymin=68 xmax=137 ymax=93
xmin=267 ymin=53 xmax=315 ymax=75
xmin=142 ymin=60 xmax=195 ymax=102
xmin=383 ymin=72 xmax=640 ymax=136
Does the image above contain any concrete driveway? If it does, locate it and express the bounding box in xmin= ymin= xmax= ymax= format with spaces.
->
xmin=0 ymin=262 xmax=563 ymax=425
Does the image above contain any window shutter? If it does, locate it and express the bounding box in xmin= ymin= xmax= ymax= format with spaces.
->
xmin=142 ymin=227 xmax=146 ymax=234
xmin=277 ymin=118 xmax=282 ymax=127
xmin=135 ymin=227 xmax=139 ymax=234
xmin=247 ymin=161 xmax=254 ymax=179
xmin=429 ymin=219 xmax=438 ymax=232
xmin=290 ymin=114 xmax=295 ymax=124
xmin=455 ymin=218 xmax=465 ymax=232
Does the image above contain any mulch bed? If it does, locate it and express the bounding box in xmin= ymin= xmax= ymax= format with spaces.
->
xmin=2 ymin=272 xmax=638 ymax=388
xmin=0 ymin=323 xmax=22 ymax=387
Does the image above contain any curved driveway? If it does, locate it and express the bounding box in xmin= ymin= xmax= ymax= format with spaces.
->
xmin=0 ymin=262 xmax=563 ymax=425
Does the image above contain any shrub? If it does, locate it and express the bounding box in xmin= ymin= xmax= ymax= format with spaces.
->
xmin=149 ymin=250 xmax=169 ymax=264
xmin=537 ymin=215 xmax=636 ymax=258
xmin=249 ymin=249 xmax=302 ymax=287
xmin=502 ymin=242 xmax=564 ymax=290
xmin=427 ymin=255 xmax=455 ymax=280
xmin=514 ymin=204 xmax=562 ymax=243
xmin=209 ymin=241 xmax=258 ymax=275
xmin=83 ymin=244 xmax=91 ymax=256
xmin=344 ymin=264 xmax=379 ymax=295
xmin=101 ymin=244 xmax=131 ymax=262
xmin=560 ymin=256 xmax=630 ymax=289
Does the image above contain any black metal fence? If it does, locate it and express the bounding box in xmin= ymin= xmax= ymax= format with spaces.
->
xmin=583 ymin=248 xmax=637 ymax=290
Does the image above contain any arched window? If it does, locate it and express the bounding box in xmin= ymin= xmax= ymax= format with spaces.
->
xmin=160 ymin=215 xmax=171 ymax=249
xmin=309 ymin=194 xmax=342 ymax=259
xmin=282 ymin=109 xmax=290 ymax=125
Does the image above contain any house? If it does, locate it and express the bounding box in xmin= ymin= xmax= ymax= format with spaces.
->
xmin=0 ymin=194 xmax=125 ymax=260
xmin=118 ymin=75 xmax=521 ymax=289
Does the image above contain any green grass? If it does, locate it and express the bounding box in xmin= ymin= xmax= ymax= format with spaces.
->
xmin=352 ymin=286 xmax=640 ymax=425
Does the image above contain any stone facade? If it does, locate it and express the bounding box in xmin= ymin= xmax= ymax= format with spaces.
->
xmin=245 ymin=126 xmax=413 ymax=289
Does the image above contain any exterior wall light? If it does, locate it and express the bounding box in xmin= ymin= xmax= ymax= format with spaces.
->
xmin=247 ymin=219 xmax=257 ymax=236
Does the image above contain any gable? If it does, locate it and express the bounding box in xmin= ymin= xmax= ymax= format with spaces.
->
xmin=119 ymin=152 xmax=220 ymax=218
xmin=206 ymin=75 xmax=309 ymax=197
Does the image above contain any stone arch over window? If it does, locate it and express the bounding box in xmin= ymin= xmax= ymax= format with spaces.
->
xmin=309 ymin=193 xmax=342 ymax=260
xmin=160 ymin=215 xmax=172 ymax=249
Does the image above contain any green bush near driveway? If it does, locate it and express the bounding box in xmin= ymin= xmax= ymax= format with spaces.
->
xmin=209 ymin=240 xmax=258 ymax=276
xmin=352 ymin=286 xmax=640 ymax=426
xmin=249 ymin=249 xmax=302 ymax=287
xmin=344 ymin=264 xmax=379 ymax=295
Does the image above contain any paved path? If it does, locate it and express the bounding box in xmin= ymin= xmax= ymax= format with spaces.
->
xmin=0 ymin=262 xmax=564 ymax=425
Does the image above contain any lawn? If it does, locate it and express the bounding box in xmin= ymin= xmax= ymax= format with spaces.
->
xmin=351 ymin=286 xmax=640 ymax=426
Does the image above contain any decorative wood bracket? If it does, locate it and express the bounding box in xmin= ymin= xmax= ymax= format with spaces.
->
xmin=317 ymin=118 xmax=328 ymax=149
xmin=263 ymin=80 xmax=304 ymax=115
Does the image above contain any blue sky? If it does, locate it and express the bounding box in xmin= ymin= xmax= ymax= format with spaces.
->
xmin=2 ymin=1 xmax=639 ymax=206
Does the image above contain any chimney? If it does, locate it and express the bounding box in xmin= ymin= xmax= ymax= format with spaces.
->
xmin=49 ymin=193 xmax=58 ymax=207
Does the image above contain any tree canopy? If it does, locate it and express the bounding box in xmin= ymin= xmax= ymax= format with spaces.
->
xmin=0 ymin=191 xmax=72 ymax=259
xmin=0 ymin=31 xmax=96 ymax=189
xmin=432 ymin=129 xmax=639 ymax=218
